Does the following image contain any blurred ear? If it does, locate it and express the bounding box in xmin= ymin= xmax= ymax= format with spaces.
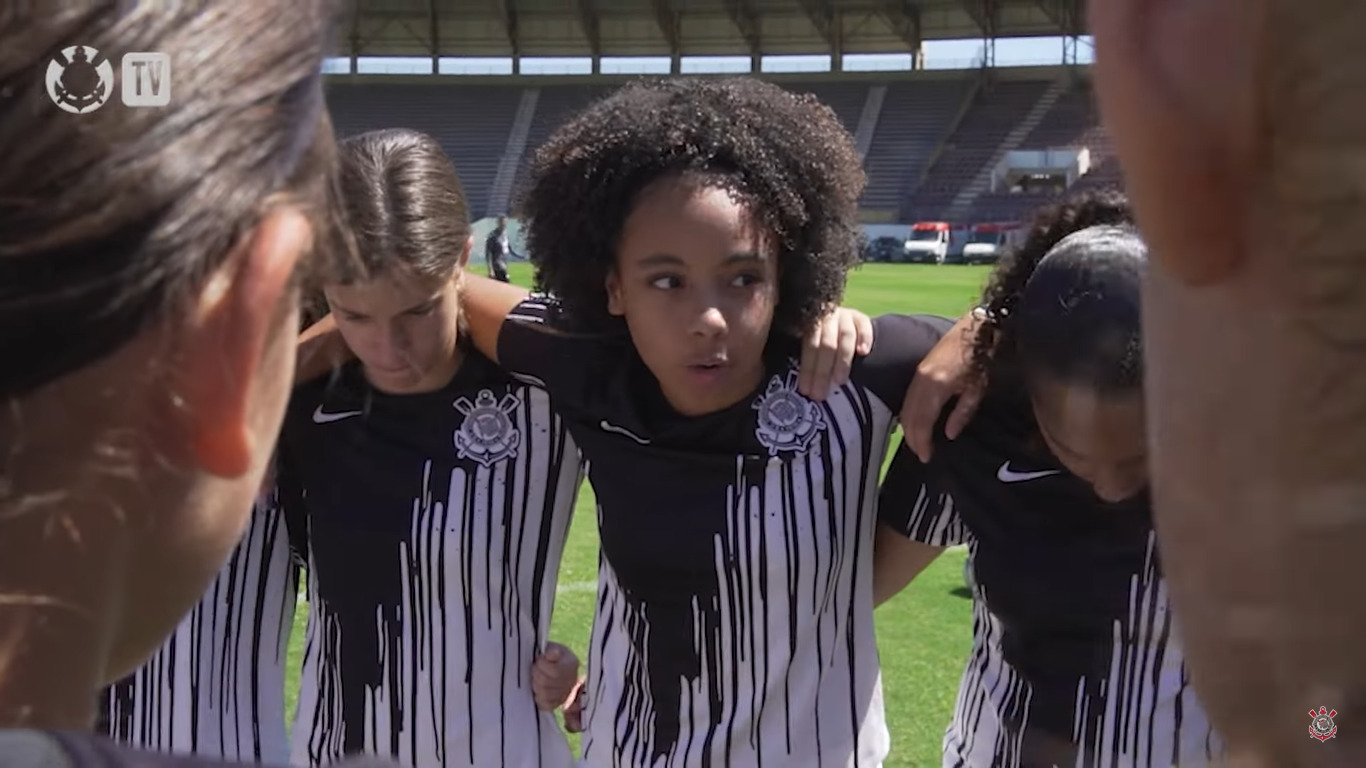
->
xmin=175 ymin=209 xmax=311 ymax=478
xmin=457 ymin=235 xmax=471 ymax=270
xmin=1088 ymin=0 xmax=1262 ymax=287
xmin=605 ymin=270 xmax=624 ymax=317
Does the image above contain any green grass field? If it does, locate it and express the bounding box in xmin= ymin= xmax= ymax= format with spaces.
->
xmin=286 ymin=262 xmax=995 ymax=767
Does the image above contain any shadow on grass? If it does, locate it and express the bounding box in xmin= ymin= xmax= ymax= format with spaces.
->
xmin=949 ymin=586 xmax=973 ymax=600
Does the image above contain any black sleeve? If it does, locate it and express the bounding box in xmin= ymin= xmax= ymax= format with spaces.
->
xmin=850 ymin=313 xmax=954 ymax=415
xmin=496 ymin=295 xmax=627 ymax=413
xmin=275 ymin=430 xmax=309 ymax=570
xmin=877 ymin=442 xmax=968 ymax=546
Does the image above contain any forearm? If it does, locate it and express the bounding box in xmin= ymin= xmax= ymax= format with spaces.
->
xmin=873 ymin=525 xmax=944 ymax=607
xmin=460 ymin=272 xmax=530 ymax=364
xmin=295 ymin=314 xmax=346 ymax=385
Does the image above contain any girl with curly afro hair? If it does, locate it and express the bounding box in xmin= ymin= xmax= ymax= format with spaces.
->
xmin=875 ymin=190 xmax=1226 ymax=767
xmin=416 ymin=77 xmax=957 ymax=767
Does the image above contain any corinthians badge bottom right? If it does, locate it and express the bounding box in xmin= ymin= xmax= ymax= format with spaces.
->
xmin=1310 ymin=707 xmax=1338 ymax=743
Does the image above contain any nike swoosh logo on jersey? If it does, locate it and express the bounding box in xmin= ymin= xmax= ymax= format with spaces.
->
xmin=312 ymin=405 xmax=363 ymax=424
xmin=599 ymin=420 xmax=649 ymax=445
xmin=996 ymin=461 xmax=1060 ymax=483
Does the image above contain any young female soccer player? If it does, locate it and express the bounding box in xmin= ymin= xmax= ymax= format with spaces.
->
xmin=0 ymin=3 xmax=398 ymax=768
xmin=453 ymin=78 xmax=947 ymax=767
xmin=875 ymin=191 xmax=1224 ymax=767
xmin=280 ymin=128 xmax=584 ymax=768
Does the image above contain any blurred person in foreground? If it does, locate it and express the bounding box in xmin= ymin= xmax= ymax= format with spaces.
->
xmin=0 ymin=2 xmax=391 ymax=767
xmin=906 ymin=0 xmax=1365 ymax=765
xmin=1093 ymin=0 xmax=1366 ymax=765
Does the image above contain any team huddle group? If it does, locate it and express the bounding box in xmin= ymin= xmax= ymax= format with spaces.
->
xmin=92 ymin=72 xmax=1219 ymax=768
xmin=5 ymin=2 xmax=1337 ymax=768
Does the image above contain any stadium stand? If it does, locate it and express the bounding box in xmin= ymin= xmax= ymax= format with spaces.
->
xmin=326 ymin=72 xmax=1112 ymax=226
xmin=508 ymin=85 xmax=613 ymax=210
xmin=904 ymin=79 xmax=1051 ymax=221
xmin=860 ymin=79 xmax=971 ymax=212
xmin=323 ymin=0 xmax=1106 ymax=228
xmin=327 ymin=83 xmax=521 ymax=219
xmin=969 ymin=80 xmax=1121 ymax=223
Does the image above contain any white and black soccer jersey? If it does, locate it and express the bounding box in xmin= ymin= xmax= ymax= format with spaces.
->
xmin=879 ymin=391 xmax=1225 ymax=768
xmin=98 ymin=494 xmax=297 ymax=762
xmin=278 ymin=348 xmax=582 ymax=768
xmin=496 ymin=297 xmax=948 ymax=768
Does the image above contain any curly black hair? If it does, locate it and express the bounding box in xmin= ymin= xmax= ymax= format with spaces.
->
xmin=516 ymin=77 xmax=866 ymax=334
xmin=970 ymin=188 xmax=1140 ymax=390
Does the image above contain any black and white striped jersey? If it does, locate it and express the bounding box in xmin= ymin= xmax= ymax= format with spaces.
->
xmin=497 ymin=297 xmax=947 ymax=768
xmin=278 ymin=349 xmax=582 ymax=768
xmin=98 ymin=494 xmax=297 ymax=762
xmin=879 ymin=392 xmax=1225 ymax=768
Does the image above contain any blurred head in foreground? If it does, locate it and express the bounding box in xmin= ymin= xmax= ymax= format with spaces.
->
xmin=0 ymin=1 xmax=350 ymax=728
xmin=1091 ymin=0 xmax=1366 ymax=764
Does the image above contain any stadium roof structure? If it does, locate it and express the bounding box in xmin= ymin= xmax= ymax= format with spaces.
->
xmin=343 ymin=0 xmax=1088 ymax=64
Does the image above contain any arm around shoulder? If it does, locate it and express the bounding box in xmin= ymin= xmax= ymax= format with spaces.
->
xmin=850 ymin=314 xmax=955 ymax=414
xmin=874 ymin=524 xmax=945 ymax=606
xmin=464 ymin=274 xmax=626 ymax=414
xmin=295 ymin=313 xmax=346 ymax=386
xmin=460 ymin=272 xmax=531 ymax=365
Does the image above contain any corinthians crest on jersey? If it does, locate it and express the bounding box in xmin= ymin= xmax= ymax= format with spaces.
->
xmin=453 ymin=388 xmax=522 ymax=466
xmin=752 ymin=366 xmax=827 ymax=456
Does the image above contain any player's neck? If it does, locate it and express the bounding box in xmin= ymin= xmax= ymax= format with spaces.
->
xmin=0 ymin=610 xmax=102 ymax=730
xmin=388 ymin=342 xmax=465 ymax=396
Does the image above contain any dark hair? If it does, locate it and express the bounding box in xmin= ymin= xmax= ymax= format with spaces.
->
xmin=0 ymin=2 xmax=351 ymax=400
xmin=971 ymin=189 xmax=1144 ymax=393
xmin=518 ymin=77 xmax=866 ymax=333
xmin=337 ymin=128 xmax=470 ymax=284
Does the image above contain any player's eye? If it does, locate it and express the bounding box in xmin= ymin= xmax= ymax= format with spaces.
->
xmin=731 ymin=272 xmax=763 ymax=288
xmin=649 ymin=275 xmax=682 ymax=290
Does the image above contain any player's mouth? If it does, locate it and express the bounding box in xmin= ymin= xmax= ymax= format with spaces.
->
xmin=685 ymin=356 xmax=729 ymax=385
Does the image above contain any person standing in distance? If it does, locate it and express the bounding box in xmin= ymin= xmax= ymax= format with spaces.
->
xmin=485 ymin=215 xmax=517 ymax=283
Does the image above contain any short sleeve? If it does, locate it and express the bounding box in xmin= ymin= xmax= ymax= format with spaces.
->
xmin=496 ymin=295 xmax=627 ymax=411
xmin=878 ymin=442 xmax=968 ymax=547
xmin=850 ymin=314 xmax=954 ymax=415
xmin=273 ymin=446 xmax=309 ymax=569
